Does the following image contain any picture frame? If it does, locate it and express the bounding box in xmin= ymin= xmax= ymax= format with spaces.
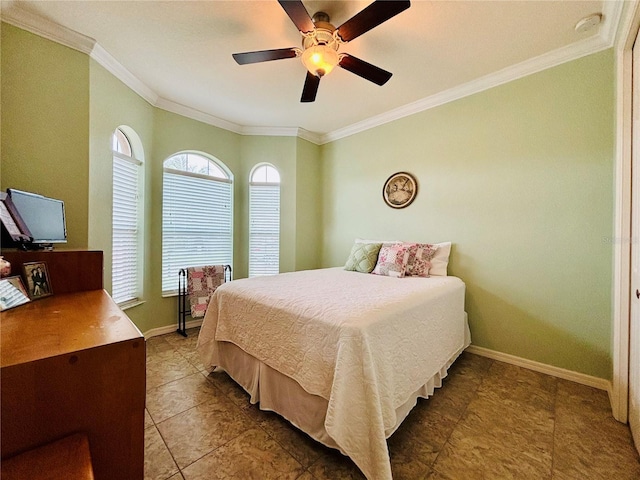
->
xmin=22 ymin=261 xmax=53 ymax=300
xmin=0 ymin=275 xmax=31 ymax=311
xmin=382 ymin=171 xmax=418 ymax=209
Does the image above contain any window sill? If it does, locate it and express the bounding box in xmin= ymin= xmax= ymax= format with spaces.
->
xmin=117 ymin=299 xmax=146 ymax=311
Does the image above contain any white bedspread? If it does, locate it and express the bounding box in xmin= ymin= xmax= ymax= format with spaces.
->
xmin=197 ymin=268 xmax=466 ymax=480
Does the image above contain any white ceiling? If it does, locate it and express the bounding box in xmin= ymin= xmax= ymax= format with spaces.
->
xmin=1 ymin=1 xmax=620 ymax=143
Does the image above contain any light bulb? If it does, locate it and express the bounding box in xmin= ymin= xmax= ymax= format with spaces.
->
xmin=301 ymin=45 xmax=339 ymax=77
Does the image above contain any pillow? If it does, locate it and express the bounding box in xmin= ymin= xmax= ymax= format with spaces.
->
xmin=372 ymin=243 xmax=410 ymax=278
xmin=405 ymin=243 xmax=438 ymax=277
xmin=344 ymin=242 xmax=383 ymax=273
xmin=429 ymin=242 xmax=452 ymax=276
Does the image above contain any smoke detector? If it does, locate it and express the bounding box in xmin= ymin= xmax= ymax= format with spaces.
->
xmin=575 ymin=13 xmax=602 ymax=34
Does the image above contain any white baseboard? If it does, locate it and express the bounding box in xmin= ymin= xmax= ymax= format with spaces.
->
xmin=144 ymin=319 xmax=203 ymax=339
xmin=465 ymin=345 xmax=612 ymax=394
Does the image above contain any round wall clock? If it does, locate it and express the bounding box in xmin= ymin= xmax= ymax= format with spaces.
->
xmin=382 ymin=172 xmax=418 ymax=209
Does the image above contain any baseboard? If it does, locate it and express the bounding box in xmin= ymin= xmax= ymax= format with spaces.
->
xmin=144 ymin=319 xmax=203 ymax=339
xmin=465 ymin=344 xmax=612 ymax=393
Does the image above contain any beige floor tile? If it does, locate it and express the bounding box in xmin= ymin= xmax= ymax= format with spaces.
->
xmin=477 ymin=361 xmax=557 ymax=413
xmin=295 ymin=472 xmax=317 ymax=480
xmin=433 ymin=425 xmax=552 ymax=480
xmin=147 ymin=350 xmax=199 ymax=391
xmin=553 ymin=398 xmax=640 ymax=478
xmin=144 ymin=425 xmax=179 ymax=480
xmin=258 ymin=410 xmax=323 ymax=468
xmin=147 ymin=372 xmax=221 ymax=423
xmin=147 ymin=336 xmax=178 ymax=355
xmin=181 ymin=428 xmax=304 ymax=480
xmin=432 ymin=391 xmax=554 ymax=480
xmin=143 ymin=332 xmax=640 ymax=480
xmin=182 ymin=350 xmax=208 ymax=372
xmin=205 ymin=369 xmax=253 ymax=406
xmin=306 ymin=448 xmax=366 ymax=480
xmin=145 ymin=408 xmax=154 ymax=429
xmin=157 ymin=394 xmax=256 ymax=469
xmin=420 ymin=352 xmax=492 ymax=421
xmin=388 ymin=399 xmax=459 ymax=467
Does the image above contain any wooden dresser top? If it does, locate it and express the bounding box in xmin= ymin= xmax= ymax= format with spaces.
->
xmin=1 ymin=290 xmax=143 ymax=368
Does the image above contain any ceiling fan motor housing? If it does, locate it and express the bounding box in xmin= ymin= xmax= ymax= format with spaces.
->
xmin=301 ymin=12 xmax=340 ymax=77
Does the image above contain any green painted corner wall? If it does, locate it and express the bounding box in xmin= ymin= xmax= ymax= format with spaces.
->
xmin=1 ymin=23 xmax=90 ymax=249
xmin=321 ymin=49 xmax=615 ymax=379
xmin=295 ymin=137 xmax=322 ymax=271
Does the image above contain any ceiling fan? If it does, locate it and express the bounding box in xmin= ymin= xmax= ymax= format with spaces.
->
xmin=232 ymin=0 xmax=411 ymax=103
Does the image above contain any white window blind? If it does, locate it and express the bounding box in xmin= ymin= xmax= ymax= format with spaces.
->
xmin=162 ymin=170 xmax=233 ymax=294
xmin=112 ymin=154 xmax=141 ymax=304
xmin=249 ymin=183 xmax=280 ymax=277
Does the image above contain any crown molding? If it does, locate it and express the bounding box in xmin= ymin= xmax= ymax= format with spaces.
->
xmin=601 ymin=0 xmax=625 ymax=48
xmin=320 ymin=8 xmax=620 ymax=145
xmin=238 ymin=125 xmax=322 ymax=144
xmin=1 ymin=2 xmax=95 ymax=54
xmin=155 ymin=97 xmax=244 ymax=134
xmin=296 ymin=128 xmax=323 ymax=145
xmin=2 ymin=1 xmax=625 ymax=147
xmin=90 ymin=43 xmax=159 ymax=106
xmin=240 ymin=125 xmax=300 ymax=137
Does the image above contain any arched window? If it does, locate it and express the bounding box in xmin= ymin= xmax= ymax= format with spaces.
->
xmin=112 ymin=126 xmax=143 ymax=306
xmin=162 ymin=152 xmax=233 ymax=295
xmin=249 ymin=164 xmax=280 ymax=277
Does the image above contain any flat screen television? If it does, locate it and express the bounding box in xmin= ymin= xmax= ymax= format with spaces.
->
xmin=7 ymin=189 xmax=67 ymax=248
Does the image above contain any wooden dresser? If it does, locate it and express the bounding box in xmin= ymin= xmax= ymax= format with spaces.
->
xmin=0 ymin=250 xmax=145 ymax=480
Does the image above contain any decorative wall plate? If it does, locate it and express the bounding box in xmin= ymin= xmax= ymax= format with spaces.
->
xmin=382 ymin=172 xmax=417 ymax=209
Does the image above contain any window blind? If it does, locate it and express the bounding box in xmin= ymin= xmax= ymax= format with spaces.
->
xmin=112 ymin=155 xmax=140 ymax=304
xmin=162 ymin=171 xmax=233 ymax=294
xmin=249 ymin=184 xmax=280 ymax=277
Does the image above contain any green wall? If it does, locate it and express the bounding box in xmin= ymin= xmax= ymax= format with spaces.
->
xmin=0 ymin=22 xmax=616 ymax=379
xmin=1 ymin=24 xmax=90 ymax=249
xmin=295 ymin=137 xmax=322 ymax=271
xmin=88 ymin=58 xmax=155 ymax=330
xmin=321 ymin=49 xmax=615 ymax=379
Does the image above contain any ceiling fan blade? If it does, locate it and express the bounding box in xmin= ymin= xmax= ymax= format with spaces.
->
xmin=232 ymin=48 xmax=298 ymax=65
xmin=339 ymin=54 xmax=392 ymax=86
xmin=301 ymin=71 xmax=320 ymax=102
xmin=336 ymin=0 xmax=411 ymax=42
xmin=278 ymin=0 xmax=315 ymax=34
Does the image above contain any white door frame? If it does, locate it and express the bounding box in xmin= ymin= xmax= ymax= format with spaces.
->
xmin=613 ymin=0 xmax=640 ymax=423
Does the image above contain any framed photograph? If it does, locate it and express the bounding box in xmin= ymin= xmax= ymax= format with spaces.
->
xmin=22 ymin=261 xmax=53 ymax=300
xmin=383 ymin=171 xmax=418 ymax=209
xmin=0 ymin=276 xmax=31 ymax=311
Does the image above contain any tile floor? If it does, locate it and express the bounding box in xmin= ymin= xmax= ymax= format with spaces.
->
xmin=144 ymin=328 xmax=640 ymax=479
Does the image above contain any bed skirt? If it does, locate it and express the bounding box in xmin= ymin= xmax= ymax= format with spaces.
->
xmin=210 ymin=315 xmax=471 ymax=458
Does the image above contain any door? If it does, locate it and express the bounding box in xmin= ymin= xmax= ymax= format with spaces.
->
xmin=630 ymin=30 xmax=640 ymax=452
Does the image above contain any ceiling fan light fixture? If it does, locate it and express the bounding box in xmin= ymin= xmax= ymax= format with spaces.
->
xmin=301 ymin=45 xmax=339 ymax=77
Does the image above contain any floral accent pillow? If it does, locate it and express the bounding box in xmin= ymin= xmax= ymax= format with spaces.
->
xmin=345 ymin=242 xmax=383 ymax=273
xmin=372 ymin=243 xmax=410 ymax=278
xmin=405 ymin=243 xmax=438 ymax=277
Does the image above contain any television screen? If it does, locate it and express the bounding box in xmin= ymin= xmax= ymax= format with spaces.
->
xmin=7 ymin=189 xmax=67 ymax=244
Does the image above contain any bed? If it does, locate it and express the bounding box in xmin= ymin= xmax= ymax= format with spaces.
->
xmin=197 ymin=267 xmax=470 ymax=480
